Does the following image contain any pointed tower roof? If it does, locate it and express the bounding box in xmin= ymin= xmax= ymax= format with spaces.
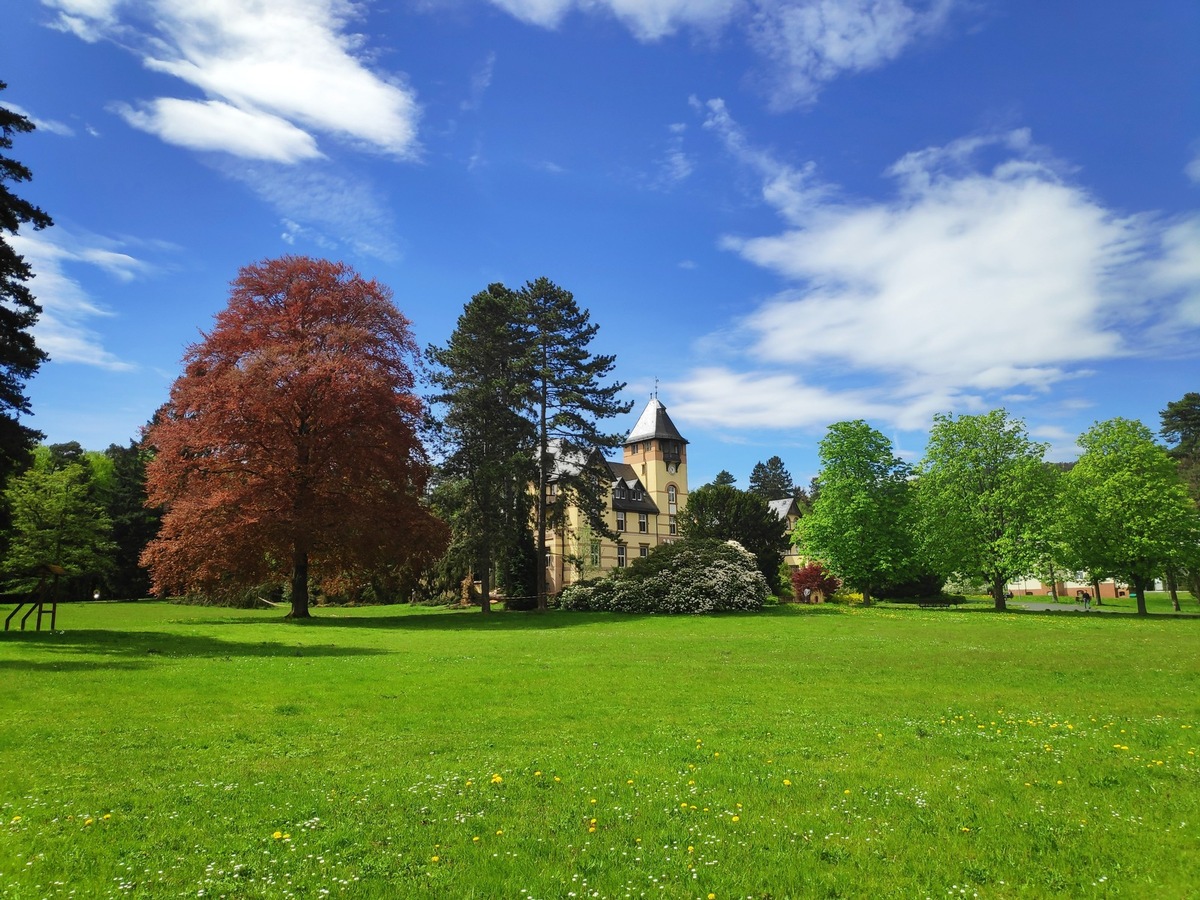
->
xmin=625 ymin=397 xmax=687 ymax=445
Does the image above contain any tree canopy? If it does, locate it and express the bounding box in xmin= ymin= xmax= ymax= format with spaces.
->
xmin=142 ymin=256 xmax=447 ymax=617
xmin=797 ymin=421 xmax=914 ymax=605
xmin=747 ymin=456 xmax=795 ymax=499
xmin=712 ymin=470 xmax=737 ymax=486
xmin=917 ymin=410 xmax=1055 ymax=610
xmin=2 ymin=445 xmax=114 ymax=596
xmin=0 ymin=83 xmax=51 ymax=486
xmin=1063 ymin=418 xmax=1200 ymax=615
xmin=677 ymin=482 xmax=789 ymax=589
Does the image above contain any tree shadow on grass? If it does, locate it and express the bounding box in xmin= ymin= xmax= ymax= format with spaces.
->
xmin=192 ymin=606 xmax=802 ymax=631
xmin=0 ymin=628 xmax=388 ymax=672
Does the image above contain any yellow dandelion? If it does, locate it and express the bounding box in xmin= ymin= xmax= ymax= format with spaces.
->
xmin=496 ymin=829 xmax=504 ymax=835
xmin=102 ymin=814 xmax=111 ymax=820
xmin=273 ymin=831 xmax=283 ymax=839
xmin=783 ymin=779 xmax=792 ymax=786
xmin=687 ymin=845 xmax=694 ymax=853
xmin=708 ymin=893 xmax=717 ymax=899
xmin=588 ymin=826 xmax=596 ymax=833
xmin=731 ymin=815 xmax=740 ymax=822
xmin=534 ymin=771 xmax=542 ymax=776
xmin=472 ymin=836 xmax=480 ymax=843
xmin=431 ymin=855 xmax=440 ymax=863
xmin=10 ymin=815 xmax=21 ymax=823
xmin=283 ymin=834 xmax=290 ymax=840
xmin=85 ymin=818 xmax=95 ymax=826
xmin=626 ymin=779 xmax=634 ymax=785
xmin=589 ymin=798 xmax=597 ymax=805
xmin=680 ymin=802 xmax=688 ymax=809
xmin=491 ymin=774 xmax=503 ymax=784
xmin=961 ymin=827 xmax=970 ymax=832
xmin=844 ymin=789 xmax=851 ymax=795
xmin=553 ymin=776 xmax=561 ymax=782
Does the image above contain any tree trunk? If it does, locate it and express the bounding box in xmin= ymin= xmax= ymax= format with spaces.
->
xmin=288 ymin=548 xmax=311 ymax=618
xmin=1047 ymin=565 xmax=1059 ymax=603
xmin=535 ymin=362 xmax=549 ymax=612
xmin=992 ymin=575 xmax=1008 ymax=611
xmin=1132 ymin=574 xmax=1148 ymax=616
xmin=1092 ymin=576 xmax=1103 ymax=606
xmin=861 ymin=583 xmax=872 ymax=607
xmin=1167 ymin=570 xmax=1180 ymax=612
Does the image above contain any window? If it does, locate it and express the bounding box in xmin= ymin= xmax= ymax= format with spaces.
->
xmin=638 ymin=512 xmax=648 ymax=533
xmin=667 ymin=485 xmax=677 ymax=514
xmin=616 ymin=511 xmax=626 ymax=531
xmin=639 ymin=544 xmax=649 ymax=558
xmin=669 ymin=514 xmax=677 ymax=536
xmin=615 ymin=485 xmax=626 ymax=499
xmin=617 ymin=544 xmax=626 ymax=568
xmin=547 ymin=482 xmax=557 ymax=498
xmin=589 ymin=540 xmax=601 ymax=567
xmin=544 ymin=550 xmax=552 ymax=569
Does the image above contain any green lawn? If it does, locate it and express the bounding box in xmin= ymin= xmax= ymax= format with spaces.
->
xmin=1 ymin=601 xmax=1198 ymax=898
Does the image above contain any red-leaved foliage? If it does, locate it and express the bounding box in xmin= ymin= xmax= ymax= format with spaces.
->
xmin=790 ymin=562 xmax=840 ymax=603
xmin=141 ymin=256 xmax=448 ymax=616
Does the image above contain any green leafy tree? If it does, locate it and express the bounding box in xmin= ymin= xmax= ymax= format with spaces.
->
xmin=99 ymin=441 xmax=160 ymax=599
xmin=427 ymin=284 xmax=537 ymax=613
xmin=0 ymin=84 xmax=51 ymax=488
xmin=917 ymin=410 xmax=1056 ymax=611
xmin=748 ymin=456 xmax=795 ymax=499
xmin=1160 ymin=392 xmax=1200 ymax=507
xmin=712 ymin=469 xmax=737 ymax=486
xmin=2 ymin=446 xmax=114 ymax=596
xmin=524 ymin=277 xmax=631 ymax=609
xmin=1063 ymin=418 xmax=1200 ymax=615
xmin=796 ymin=421 xmax=914 ymax=606
xmin=677 ymin=482 xmax=790 ymax=589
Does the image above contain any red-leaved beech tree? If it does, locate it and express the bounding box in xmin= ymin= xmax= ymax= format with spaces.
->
xmin=141 ymin=256 xmax=447 ymax=617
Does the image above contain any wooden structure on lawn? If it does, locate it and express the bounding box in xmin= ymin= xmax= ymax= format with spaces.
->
xmin=4 ymin=564 xmax=66 ymax=631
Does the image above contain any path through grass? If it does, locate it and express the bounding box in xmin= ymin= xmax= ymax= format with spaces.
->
xmin=1 ymin=602 xmax=1198 ymax=897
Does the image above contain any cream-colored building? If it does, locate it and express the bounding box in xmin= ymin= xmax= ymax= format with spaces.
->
xmin=543 ymin=397 xmax=688 ymax=593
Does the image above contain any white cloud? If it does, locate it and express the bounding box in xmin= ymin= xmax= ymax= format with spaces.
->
xmin=675 ymin=108 xmax=1200 ymax=432
xmin=5 ymin=102 xmax=76 ymax=137
xmin=1187 ymin=150 xmax=1200 ymax=185
xmin=749 ymin=0 xmax=954 ymax=107
xmin=116 ymin=98 xmax=323 ymax=162
xmin=487 ymin=0 xmax=742 ymax=40
xmin=486 ymin=1 xmax=958 ymax=103
xmin=43 ymin=0 xmax=421 ymax=160
xmin=462 ymin=51 xmax=497 ymax=111
xmin=11 ymin=230 xmax=142 ymax=371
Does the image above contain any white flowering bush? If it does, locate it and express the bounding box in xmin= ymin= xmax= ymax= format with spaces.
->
xmin=560 ymin=539 xmax=767 ymax=614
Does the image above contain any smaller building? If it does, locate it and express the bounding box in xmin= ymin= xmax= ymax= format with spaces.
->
xmin=767 ymin=497 xmax=804 ymax=571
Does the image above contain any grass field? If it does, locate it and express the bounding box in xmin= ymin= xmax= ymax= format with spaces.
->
xmin=1 ymin=600 xmax=1198 ymax=898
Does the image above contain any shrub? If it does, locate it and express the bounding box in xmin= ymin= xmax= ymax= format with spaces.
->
xmin=790 ymin=562 xmax=840 ymax=603
xmin=560 ymin=539 xmax=768 ymax=614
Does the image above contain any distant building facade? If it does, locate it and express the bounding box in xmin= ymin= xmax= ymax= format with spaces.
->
xmin=543 ymin=397 xmax=688 ymax=594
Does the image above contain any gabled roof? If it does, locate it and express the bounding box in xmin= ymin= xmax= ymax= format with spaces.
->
xmin=625 ymin=397 xmax=687 ymax=446
xmin=768 ymin=497 xmax=801 ymax=521
xmin=607 ymin=462 xmax=659 ymax=513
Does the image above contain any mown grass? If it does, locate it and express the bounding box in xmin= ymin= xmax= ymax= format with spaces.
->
xmin=1 ymin=601 xmax=1198 ymax=898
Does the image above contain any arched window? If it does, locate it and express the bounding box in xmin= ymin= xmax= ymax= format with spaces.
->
xmin=667 ymin=484 xmax=677 ymax=514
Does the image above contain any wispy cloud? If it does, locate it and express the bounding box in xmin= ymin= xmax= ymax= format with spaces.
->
xmin=1187 ymin=148 xmax=1200 ymax=186
xmin=485 ymin=1 xmax=960 ymax=104
xmin=462 ymin=51 xmax=497 ymax=112
xmin=218 ymin=160 xmax=403 ymax=262
xmin=5 ymin=101 xmax=75 ymax=137
xmin=673 ymin=103 xmax=1200 ymax=434
xmin=486 ymin=0 xmax=742 ymax=40
xmin=43 ymin=0 xmax=421 ymax=160
xmin=11 ymin=230 xmax=145 ymax=371
xmin=748 ymin=0 xmax=955 ymax=107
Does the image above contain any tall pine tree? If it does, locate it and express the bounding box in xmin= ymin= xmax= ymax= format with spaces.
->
xmin=523 ymin=277 xmax=631 ymax=610
xmin=0 ymin=83 xmax=51 ymax=487
xmin=427 ymin=284 xmax=537 ymax=612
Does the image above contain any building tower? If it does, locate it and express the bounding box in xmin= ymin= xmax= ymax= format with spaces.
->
xmin=622 ymin=397 xmax=688 ymax=543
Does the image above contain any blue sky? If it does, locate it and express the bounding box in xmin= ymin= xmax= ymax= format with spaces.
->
xmin=4 ymin=0 xmax=1198 ymax=488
